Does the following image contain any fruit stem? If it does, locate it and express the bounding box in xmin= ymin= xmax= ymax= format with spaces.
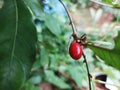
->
xmin=59 ymin=0 xmax=78 ymax=39
xmin=83 ymin=52 xmax=92 ymax=90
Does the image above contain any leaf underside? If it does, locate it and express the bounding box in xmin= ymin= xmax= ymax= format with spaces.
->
xmin=88 ymin=31 xmax=120 ymax=70
xmin=0 ymin=0 xmax=37 ymax=90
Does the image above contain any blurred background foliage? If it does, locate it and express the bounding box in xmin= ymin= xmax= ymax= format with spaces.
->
xmin=24 ymin=0 xmax=120 ymax=90
xmin=1 ymin=0 xmax=120 ymax=90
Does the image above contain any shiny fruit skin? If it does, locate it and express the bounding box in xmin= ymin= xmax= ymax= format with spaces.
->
xmin=69 ymin=41 xmax=82 ymax=60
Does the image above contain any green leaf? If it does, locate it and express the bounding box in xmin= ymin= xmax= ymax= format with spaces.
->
xmin=24 ymin=82 xmax=39 ymax=90
xmin=24 ymin=0 xmax=44 ymax=18
xmin=102 ymin=0 xmax=120 ymax=8
xmin=102 ymin=0 xmax=112 ymax=4
xmin=29 ymin=75 xmax=42 ymax=85
xmin=40 ymin=46 xmax=49 ymax=67
xmin=45 ymin=14 xmax=62 ymax=37
xmin=88 ymin=31 xmax=120 ymax=70
xmin=41 ymin=29 xmax=58 ymax=51
xmin=67 ymin=66 xmax=82 ymax=87
xmin=0 ymin=0 xmax=37 ymax=90
xmin=112 ymin=3 xmax=120 ymax=8
xmin=49 ymin=55 xmax=57 ymax=70
xmin=45 ymin=70 xmax=71 ymax=89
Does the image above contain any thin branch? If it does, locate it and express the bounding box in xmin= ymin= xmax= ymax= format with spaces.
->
xmin=92 ymin=78 xmax=120 ymax=88
xmin=59 ymin=0 xmax=78 ymax=38
xmin=83 ymin=52 xmax=92 ymax=90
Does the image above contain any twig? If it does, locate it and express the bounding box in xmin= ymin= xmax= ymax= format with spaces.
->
xmin=92 ymin=78 xmax=120 ymax=88
xmin=83 ymin=52 xmax=92 ymax=90
xmin=59 ymin=0 xmax=78 ymax=39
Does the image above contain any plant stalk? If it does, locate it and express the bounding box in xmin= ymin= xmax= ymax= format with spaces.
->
xmin=83 ymin=52 xmax=92 ymax=90
xmin=59 ymin=0 xmax=78 ymax=38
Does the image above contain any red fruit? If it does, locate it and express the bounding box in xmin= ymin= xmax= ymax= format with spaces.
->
xmin=69 ymin=41 xmax=83 ymax=60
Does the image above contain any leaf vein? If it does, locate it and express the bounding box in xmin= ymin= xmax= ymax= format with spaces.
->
xmin=10 ymin=0 xmax=18 ymax=62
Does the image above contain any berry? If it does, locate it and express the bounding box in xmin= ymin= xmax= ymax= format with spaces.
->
xmin=69 ymin=41 xmax=83 ymax=60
